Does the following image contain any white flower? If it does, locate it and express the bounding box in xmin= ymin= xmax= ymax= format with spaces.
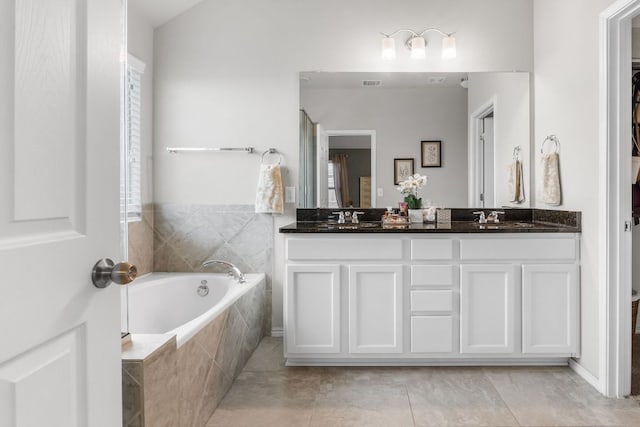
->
xmin=396 ymin=174 xmax=428 ymax=196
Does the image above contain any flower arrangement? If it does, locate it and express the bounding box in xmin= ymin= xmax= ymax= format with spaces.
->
xmin=397 ymin=174 xmax=428 ymax=209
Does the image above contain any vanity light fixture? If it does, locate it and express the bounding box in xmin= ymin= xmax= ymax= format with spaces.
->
xmin=380 ymin=28 xmax=456 ymax=60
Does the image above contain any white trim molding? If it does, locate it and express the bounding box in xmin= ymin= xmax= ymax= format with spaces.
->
xmin=325 ymin=130 xmax=377 ymax=208
xmin=468 ymin=97 xmax=497 ymax=208
xmin=271 ymin=327 xmax=284 ymax=337
xmin=569 ymin=358 xmax=601 ymax=391
xmin=599 ymin=0 xmax=640 ymax=398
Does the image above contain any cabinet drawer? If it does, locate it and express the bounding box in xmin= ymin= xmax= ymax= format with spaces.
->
xmin=411 ymin=240 xmax=454 ymax=260
xmin=460 ymin=238 xmax=576 ymax=261
xmin=411 ymin=265 xmax=454 ymax=286
xmin=411 ymin=316 xmax=453 ymax=353
xmin=411 ymin=290 xmax=453 ymax=312
xmin=287 ymin=239 xmax=402 ymax=260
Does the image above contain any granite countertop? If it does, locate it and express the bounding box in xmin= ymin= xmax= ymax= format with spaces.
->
xmin=279 ymin=208 xmax=581 ymax=234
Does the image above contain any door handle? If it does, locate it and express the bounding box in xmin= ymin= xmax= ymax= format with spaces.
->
xmin=92 ymin=258 xmax=137 ymax=288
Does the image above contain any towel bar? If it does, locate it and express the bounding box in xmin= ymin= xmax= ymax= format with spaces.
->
xmin=166 ymin=147 xmax=254 ymax=154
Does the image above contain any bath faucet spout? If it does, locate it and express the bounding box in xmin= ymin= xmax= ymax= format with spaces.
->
xmin=202 ymin=259 xmax=246 ymax=283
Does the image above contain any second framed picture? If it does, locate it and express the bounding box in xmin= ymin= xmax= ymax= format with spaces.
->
xmin=421 ymin=140 xmax=442 ymax=167
xmin=394 ymin=158 xmax=414 ymax=184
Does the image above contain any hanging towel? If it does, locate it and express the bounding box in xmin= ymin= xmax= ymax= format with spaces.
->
xmin=255 ymin=164 xmax=284 ymax=214
xmin=507 ymin=160 xmax=525 ymax=203
xmin=538 ymin=153 xmax=562 ymax=205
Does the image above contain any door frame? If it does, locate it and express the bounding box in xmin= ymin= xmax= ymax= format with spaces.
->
xmin=468 ymin=97 xmax=497 ymax=208
xmin=325 ymin=130 xmax=377 ymax=208
xmin=599 ymin=0 xmax=640 ymax=398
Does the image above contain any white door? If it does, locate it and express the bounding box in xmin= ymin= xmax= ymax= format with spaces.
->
xmin=316 ymin=124 xmax=329 ymax=207
xmin=348 ymin=265 xmax=403 ymax=353
xmin=285 ymin=265 xmax=341 ymax=354
xmin=0 ymin=1 xmax=124 ymax=426
xmin=460 ymin=264 xmax=515 ymax=353
xmin=522 ymin=264 xmax=579 ymax=354
xmin=481 ymin=115 xmax=495 ymax=208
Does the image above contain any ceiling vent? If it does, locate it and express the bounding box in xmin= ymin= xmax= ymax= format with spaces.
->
xmin=362 ymin=80 xmax=382 ymax=87
xmin=427 ymin=76 xmax=447 ymax=85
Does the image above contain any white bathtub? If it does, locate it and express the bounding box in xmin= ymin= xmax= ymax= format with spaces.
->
xmin=127 ymin=272 xmax=265 ymax=347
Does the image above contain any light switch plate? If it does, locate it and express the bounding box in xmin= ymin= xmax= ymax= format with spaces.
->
xmin=377 ymin=188 xmax=384 ymax=197
xmin=285 ymin=187 xmax=296 ymax=203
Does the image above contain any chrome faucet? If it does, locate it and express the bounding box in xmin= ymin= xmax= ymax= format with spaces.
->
xmin=202 ymin=259 xmax=246 ymax=283
xmin=352 ymin=211 xmax=365 ymax=224
xmin=332 ymin=211 xmax=346 ymax=223
xmin=473 ymin=211 xmax=487 ymax=224
xmin=487 ymin=211 xmax=505 ymax=223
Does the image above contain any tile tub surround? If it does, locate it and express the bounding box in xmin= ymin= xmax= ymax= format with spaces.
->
xmin=154 ymin=203 xmax=273 ymax=335
xmin=122 ymin=279 xmax=266 ymax=427
xmin=207 ymin=337 xmax=640 ymax=427
xmin=122 ymin=334 xmax=179 ymax=427
xmin=128 ymin=203 xmax=154 ymax=275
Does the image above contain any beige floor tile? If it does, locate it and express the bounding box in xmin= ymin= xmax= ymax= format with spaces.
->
xmin=308 ymin=367 xmax=415 ymax=427
xmin=242 ymin=336 xmax=286 ymax=372
xmin=206 ymin=369 xmax=325 ymax=427
xmin=206 ymin=338 xmax=640 ymax=427
xmin=485 ymin=367 xmax=640 ymax=426
xmin=407 ymin=367 xmax=519 ymax=427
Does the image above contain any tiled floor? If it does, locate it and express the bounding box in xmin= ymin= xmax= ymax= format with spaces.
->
xmin=206 ymin=337 xmax=640 ymax=427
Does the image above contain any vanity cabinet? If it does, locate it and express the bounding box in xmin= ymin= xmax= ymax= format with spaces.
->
xmin=283 ymin=234 xmax=580 ymax=365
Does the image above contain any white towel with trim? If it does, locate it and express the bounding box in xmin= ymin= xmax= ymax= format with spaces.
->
xmin=507 ymin=160 xmax=525 ymax=203
xmin=538 ymin=153 xmax=561 ymax=205
xmin=255 ymin=164 xmax=284 ymax=214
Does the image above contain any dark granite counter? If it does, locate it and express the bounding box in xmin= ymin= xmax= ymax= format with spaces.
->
xmin=280 ymin=208 xmax=581 ymax=234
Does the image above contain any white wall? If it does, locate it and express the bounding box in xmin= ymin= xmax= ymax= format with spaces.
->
xmin=153 ymin=0 xmax=534 ymax=332
xmin=467 ymin=72 xmax=531 ymax=208
xmin=534 ymin=0 xmax=616 ymax=380
xmin=302 ymin=86 xmax=468 ymax=207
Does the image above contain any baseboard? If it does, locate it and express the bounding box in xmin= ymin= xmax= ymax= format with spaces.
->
xmin=270 ymin=327 xmax=284 ymax=337
xmin=569 ymin=358 xmax=601 ymax=391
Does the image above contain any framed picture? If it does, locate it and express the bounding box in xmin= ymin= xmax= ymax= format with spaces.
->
xmin=394 ymin=158 xmax=414 ymax=184
xmin=421 ymin=140 xmax=442 ymax=167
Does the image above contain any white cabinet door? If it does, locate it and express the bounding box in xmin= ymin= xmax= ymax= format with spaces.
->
xmin=285 ymin=265 xmax=341 ymax=354
xmin=522 ymin=264 xmax=579 ymax=354
xmin=349 ymin=265 xmax=403 ymax=353
xmin=460 ymin=265 xmax=516 ymax=353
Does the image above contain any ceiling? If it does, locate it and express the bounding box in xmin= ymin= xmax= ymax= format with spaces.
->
xmin=129 ymin=0 xmax=205 ymax=28
xmin=300 ymin=72 xmax=468 ymax=89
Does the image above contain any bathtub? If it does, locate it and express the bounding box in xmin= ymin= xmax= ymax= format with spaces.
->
xmin=127 ymin=272 xmax=265 ymax=347
xmin=122 ymin=271 xmax=267 ymax=427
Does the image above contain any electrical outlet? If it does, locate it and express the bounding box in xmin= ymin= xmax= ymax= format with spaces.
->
xmin=377 ymin=188 xmax=384 ymax=197
xmin=285 ymin=187 xmax=296 ymax=203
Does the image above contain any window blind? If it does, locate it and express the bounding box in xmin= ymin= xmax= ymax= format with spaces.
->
xmin=121 ymin=55 xmax=145 ymax=222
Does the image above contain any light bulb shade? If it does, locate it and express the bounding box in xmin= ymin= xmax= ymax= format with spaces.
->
xmin=381 ymin=37 xmax=396 ymax=60
xmin=442 ymin=35 xmax=456 ymax=59
xmin=410 ymin=36 xmax=426 ymax=59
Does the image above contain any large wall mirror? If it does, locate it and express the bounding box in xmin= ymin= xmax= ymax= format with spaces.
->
xmin=299 ymin=72 xmax=530 ymax=209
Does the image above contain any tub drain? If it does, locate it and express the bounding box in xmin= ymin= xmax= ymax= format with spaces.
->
xmin=197 ymin=280 xmax=209 ymax=297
